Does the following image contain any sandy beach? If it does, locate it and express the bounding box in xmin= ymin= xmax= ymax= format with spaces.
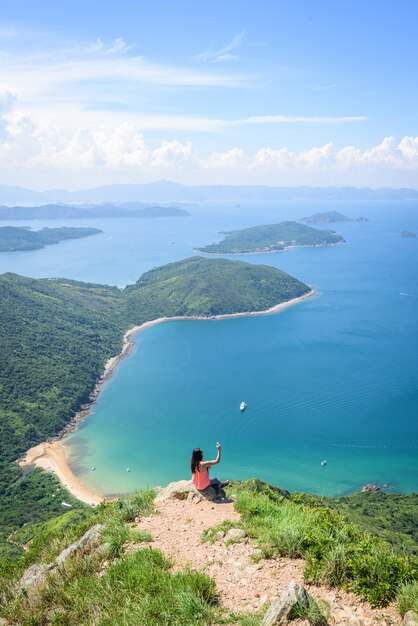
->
xmin=18 ymin=442 xmax=105 ymax=505
xmin=19 ymin=288 xmax=316 ymax=505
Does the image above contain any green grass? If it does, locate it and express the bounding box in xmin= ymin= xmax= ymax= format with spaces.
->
xmin=201 ymin=520 xmax=242 ymax=544
xmin=396 ymin=582 xmax=418 ymax=616
xmin=291 ymin=598 xmax=330 ymax=626
xmin=293 ymin=492 xmax=418 ymax=556
xmin=3 ymin=545 xmax=220 ymax=626
xmin=228 ymin=483 xmax=417 ymax=607
xmin=0 ymin=488 xmax=224 ymax=625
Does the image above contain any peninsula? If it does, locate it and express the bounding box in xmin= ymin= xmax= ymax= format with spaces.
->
xmin=196 ymin=220 xmax=344 ymax=254
xmin=0 ymin=256 xmax=312 ymax=558
xmin=0 ymin=226 xmax=102 ymax=252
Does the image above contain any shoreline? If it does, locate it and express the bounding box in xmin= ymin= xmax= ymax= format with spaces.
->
xmin=194 ymin=241 xmax=344 ymax=255
xmin=18 ymin=289 xmax=316 ymax=504
xmin=18 ymin=442 xmax=105 ymax=505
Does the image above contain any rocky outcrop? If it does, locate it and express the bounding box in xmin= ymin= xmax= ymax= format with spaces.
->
xmin=263 ymin=581 xmax=311 ymax=626
xmin=155 ymin=480 xmax=203 ymax=502
xmin=18 ymin=524 xmax=104 ymax=590
xmin=361 ymin=484 xmax=380 ymax=493
xmin=18 ymin=563 xmax=55 ymax=590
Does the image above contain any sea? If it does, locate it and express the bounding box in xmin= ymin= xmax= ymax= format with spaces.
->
xmin=1 ymin=200 xmax=417 ymax=496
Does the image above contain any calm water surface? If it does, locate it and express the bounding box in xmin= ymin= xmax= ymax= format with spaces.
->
xmin=2 ymin=201 xmax=417 ymax=495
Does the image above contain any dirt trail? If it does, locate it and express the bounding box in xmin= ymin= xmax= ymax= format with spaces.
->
xmin=136 ymin=498 xmax=400 ymax=624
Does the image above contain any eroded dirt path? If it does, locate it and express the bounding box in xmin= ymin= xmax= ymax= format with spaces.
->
xmin=136 ymin=497 xmax=400 ymax=624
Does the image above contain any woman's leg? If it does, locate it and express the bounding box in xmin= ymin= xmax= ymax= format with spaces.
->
xmin=210 ymin=478 xmax=226 ymax=499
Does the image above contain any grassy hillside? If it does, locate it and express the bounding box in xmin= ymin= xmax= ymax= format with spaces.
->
xmin=1 ymin=484 xmax=417 ymax=624
xmin=225 ymin=480 xmax=418 ymax=608
xmin=293 ymin=491 xmax=418 ymax=556
xmin=0 ymin=257 xmax=310 ymax=561
xmin=197 ymin=221 xmax=344 ymax=254
xmin=0 ymin=226 xmax=102 ymax=251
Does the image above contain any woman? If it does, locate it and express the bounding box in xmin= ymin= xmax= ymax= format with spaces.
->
xmin=191 ymin=442 xmax=227 ymax=501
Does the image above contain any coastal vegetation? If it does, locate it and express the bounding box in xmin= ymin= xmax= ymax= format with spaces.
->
xmin=0 ymin=203 xmax=189 ymax=220
xmin=124 ymin=256 xmax=311 ymax=319
xmin=0 ymin=226 xmax=102 ymax=251
xmin=293 ymin=491 xmax=418 ymax=556
xmin=196 ymin=221 xmax=344 ymax=254
xmin=0 ymin=257 xmax=310 ymax=559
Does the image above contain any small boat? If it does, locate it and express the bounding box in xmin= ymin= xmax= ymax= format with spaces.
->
xmin=126 ymin=468 xmax=130 ymax=472
xmin=320 ymin=460 xmax=327 ymax=466
xmin=91 ymin=467 xmax=96 ymax=471
xmin=240 ymin=402 xmax=247 ymax=411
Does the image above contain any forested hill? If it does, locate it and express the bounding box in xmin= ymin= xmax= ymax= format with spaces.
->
xmin=124 ymin=256 xmax=310 ymax=319
xmin=0 ymin=226 xmax=102 ymax=251
xmin=196 ymin=221 xmax=344 ymax=254
xmin=0 ymin=257 xmax=310 ymax=561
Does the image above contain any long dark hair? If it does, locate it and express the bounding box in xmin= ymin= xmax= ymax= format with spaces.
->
xmin=191 ymin=448 xmax=203 ymax=474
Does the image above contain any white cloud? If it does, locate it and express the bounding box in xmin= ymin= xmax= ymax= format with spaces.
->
xmin=205 ymin=148 xmax=248 ymax=169
xmin=0 ymin=83 xmax=17 ymax=112
xmin=151 ymin=140 xmax=195 ymax=168
xmin=194 ymin=31 xmax=245 ymax=63
xmin=0 ymin=92 xmax=417 ymax=185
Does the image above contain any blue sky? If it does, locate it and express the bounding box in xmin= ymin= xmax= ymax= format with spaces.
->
xmin=0 ymin=0 xmax=417 ymax=188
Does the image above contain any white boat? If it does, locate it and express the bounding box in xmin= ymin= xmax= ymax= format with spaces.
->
xmin=320 ymin=460 xmax=327 ymax=466
xmin=240 ymin=402 xmax=247 ymax=411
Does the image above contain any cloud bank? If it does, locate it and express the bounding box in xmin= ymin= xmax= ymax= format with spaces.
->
xmin=0 ymin=83 xmax=417 ymax=187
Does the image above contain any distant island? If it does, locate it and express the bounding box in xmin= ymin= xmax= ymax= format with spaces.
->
xmin=298 ymin=210 xmax=369 ymax=224
xmin=0 ymin=203 xmax=190 ymax=220
xmin=196 ymin=221 xmax=345 ymax=254
xmin=401 ymin=230 xmax=416 ymax=237
xmin=0 ymin=226 xmax=102 ymax=252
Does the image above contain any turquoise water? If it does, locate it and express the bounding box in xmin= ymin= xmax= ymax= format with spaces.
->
xmin=66 ymin=202 xmax=418 ymax=497
xmin=1 ymin=200 xmax=417 ymax=495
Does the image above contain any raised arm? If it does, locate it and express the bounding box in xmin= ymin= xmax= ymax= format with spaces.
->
xmin=200 ymin=442 xmax=221 ymax=469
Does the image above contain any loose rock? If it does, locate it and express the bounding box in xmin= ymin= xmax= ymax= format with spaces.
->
xmin=403 ymin=611 xmax=418 ymax=626
xmin=263 ymin=580 xmax=310 ymax=626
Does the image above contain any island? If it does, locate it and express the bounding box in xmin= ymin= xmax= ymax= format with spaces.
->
xmin=0 ymin=203 xmax=190 ymax=220
xmin=401 ymin=231 xmax=416 ymax=237
xmin=196 ymin=220 xmax=345 ymax=254
xmin=0 ymin=226 xmax=102 ymax=252
xmin=298 ymin=210 xmax=369 ymax=224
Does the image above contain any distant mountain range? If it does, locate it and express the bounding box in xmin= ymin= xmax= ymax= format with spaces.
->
xmin=0 ymin=203 xmax=190 ymax=220
xmin=0 ymin=181 xmax=418 ymax=204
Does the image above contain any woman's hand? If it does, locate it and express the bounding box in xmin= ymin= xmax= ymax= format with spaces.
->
xmin=216 ymin=442 xmax=221 ymax=450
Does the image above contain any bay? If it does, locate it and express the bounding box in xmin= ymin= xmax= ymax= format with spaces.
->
xmin=1 ymin=200 xmax=417 ymax=495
